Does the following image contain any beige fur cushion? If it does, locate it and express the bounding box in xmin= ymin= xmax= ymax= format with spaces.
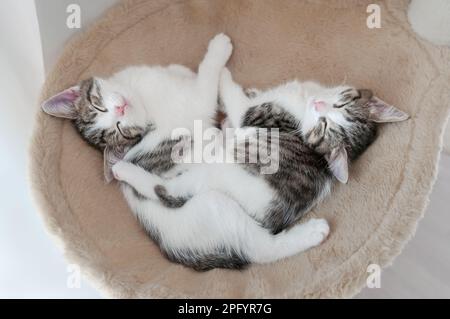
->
xmin=30 ymin=0 xmax=450 ymax=298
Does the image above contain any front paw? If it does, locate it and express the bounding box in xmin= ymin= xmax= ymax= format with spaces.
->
xmin=208 ymin=33 xmax=233 ymax=63
xmin=111 ymin=161 xmax=134 ymax=181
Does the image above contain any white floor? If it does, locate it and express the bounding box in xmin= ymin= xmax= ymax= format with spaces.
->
xmin=0 ymin=0 xmax=448 ymax=299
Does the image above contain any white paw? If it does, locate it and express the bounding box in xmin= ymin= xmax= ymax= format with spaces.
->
xmin=208 ymin=33 xmax=233 ymax=63
xmin=303 ymin=218 xmax=330 ymax=247
xmin=111 ymin=161 xmax=134 ymax=181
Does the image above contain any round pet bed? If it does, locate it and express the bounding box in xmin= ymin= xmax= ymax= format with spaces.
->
xmin=30 ymin=0 xmax=450 ymax=298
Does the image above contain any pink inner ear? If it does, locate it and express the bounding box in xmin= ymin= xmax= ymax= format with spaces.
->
xmin=369 ymin=96 xmax=388 ymax=108
xmin=41 ymin=86 xmax=80 ymax=119
xmin=58 ymin=88 xmax=79 ymax=102
xmin=368 ymin=96 xmax=410 ymax=123
xmin=69 ymin=89 xmax=80 ymax=98
xmin=46 ymin=87 xmax=79 ymax=107
xmin=328 ymin=147 xmax=348 ymax=184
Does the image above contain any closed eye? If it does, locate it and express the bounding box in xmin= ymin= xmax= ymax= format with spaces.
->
xmin=334 ymin=91 xmax=361 ymax=108
xmin=333 ymin=101 xmax=351 ymax=108
xmin=116 ymin=121 xmax=136 ymax=140
xmin=322 ymin=118 xmax=328 ymax=130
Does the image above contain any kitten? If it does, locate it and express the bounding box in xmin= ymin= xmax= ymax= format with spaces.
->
xmin=218 ymin=69 xmax=409 ymax=232
xmin=43 ymin=34 xmax=233 ymax=180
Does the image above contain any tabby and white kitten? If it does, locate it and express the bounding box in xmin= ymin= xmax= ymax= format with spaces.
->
xmin=42 ymin=34 xmax=232 ymax=180
xmin=111 ymin=68 xmax=410 ymax=267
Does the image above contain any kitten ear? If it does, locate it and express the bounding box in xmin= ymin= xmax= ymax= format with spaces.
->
xmin=327 ymin=146 xmax=348 ymax=184
xmin=103 ymin=145 xmax=127 ymax=183
xmin=367 ymin=96 xmax=410 ymax=123
xmin=41 ymin=86 xmax=80 ymax=119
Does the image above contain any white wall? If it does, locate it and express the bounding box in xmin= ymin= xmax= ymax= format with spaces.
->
xmin=36 ymin=0 xmax=118 ymax=72
xmin=0 ymin=0 xmax=99 ymax=298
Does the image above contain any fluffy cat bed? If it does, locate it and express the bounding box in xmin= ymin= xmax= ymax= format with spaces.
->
xmin=30 ymin=0 xmax=450 ymax=298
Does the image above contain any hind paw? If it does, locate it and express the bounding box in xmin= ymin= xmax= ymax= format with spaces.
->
xmin=302 ymin=218 xmax=330 ymax=247
xmin=208 ymin=33 xmax=233 ymax=64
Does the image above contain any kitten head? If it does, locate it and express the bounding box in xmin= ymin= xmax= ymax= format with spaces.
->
xmin=42 ymin=77 xmax=151 ymax=181
xmin=304 ymin=87 xmax=409 ymax=183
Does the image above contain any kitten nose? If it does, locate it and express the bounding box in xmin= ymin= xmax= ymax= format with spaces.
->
xmin=115 ymin=103 xmax=127 ymax=116
xmin=313 ymin=100 xmax=326 ymax=112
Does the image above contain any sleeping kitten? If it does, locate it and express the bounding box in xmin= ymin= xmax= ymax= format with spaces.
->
xmin=42 ymin=34 xmax=233 ymax=180
xmin=42 ymin=34 xmax=334 ymax=271
xmin=219 ymin=69 xmax=409 ymax=232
